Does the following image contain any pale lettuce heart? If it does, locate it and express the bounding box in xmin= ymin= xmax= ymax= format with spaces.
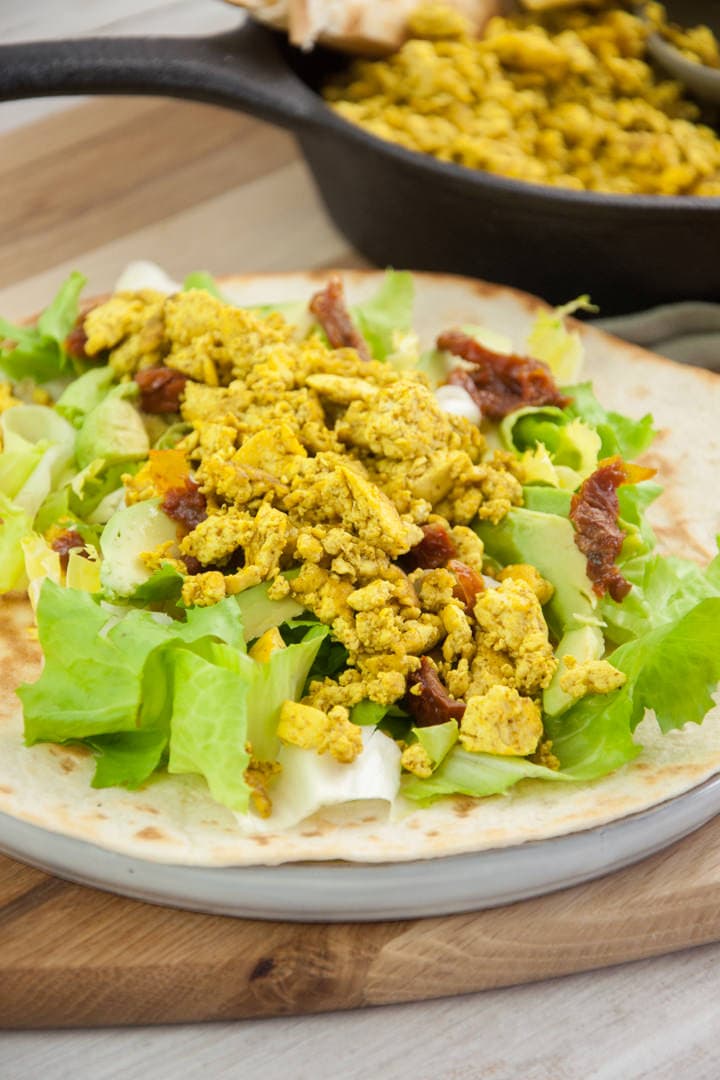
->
xmin=1 ymin=404 xmax=76 ymax=517
xmin=234 ymin=728 xmax=402 ymax=832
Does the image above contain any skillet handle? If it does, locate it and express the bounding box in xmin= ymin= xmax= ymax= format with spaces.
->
xmin=0 ymin=21 xmax=324 ymax=132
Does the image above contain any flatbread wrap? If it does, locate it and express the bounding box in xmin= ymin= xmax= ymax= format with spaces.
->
xmin=225 ymin=0 xmax=500 ymax=53
xmin=1 ymin=267 xmax=719 ymax=867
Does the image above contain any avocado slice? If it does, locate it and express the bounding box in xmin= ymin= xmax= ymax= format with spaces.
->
xmin=543 ymin=623 xmax=606 ymax=717
xmin=100 ymin=499 xmax=177 ymax=598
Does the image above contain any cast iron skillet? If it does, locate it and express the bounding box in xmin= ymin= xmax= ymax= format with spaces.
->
xmin=0 ymin=18 xmax=718 ymax=314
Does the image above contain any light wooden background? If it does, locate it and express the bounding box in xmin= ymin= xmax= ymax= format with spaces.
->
xmin=1 ymin=3 xmax=720 ymax=1078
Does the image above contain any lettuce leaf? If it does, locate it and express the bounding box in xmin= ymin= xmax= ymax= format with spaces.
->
xmin=89 ymin=729 xmax=170 ymax=790
xmin=183 ymin=271 xmax=225 ymax=300
xmin=563 ymin=382 xmax=655 ymax=460
xmin=0 ymin=404 xmax=77 ymax=518
xmin=352 ymin=271 xmax=414 ymax=361
xmin=403 ymin=747 xmax=570 ymax=802
xmin=55 ymin=366 xmax=117 ymax=427
xmin=547 ymin=597 xmax=720 ymax=778
xmin=501 ymin=405 xmax=601 ymax=490
xmin=525 ymin=296 xmax=596 ymax=383
xmin=167 ymin=648 xmax=251 ymax=810
xmin=20 ymin=583 xmax=248 ymax=744
xmin=0 ymin=493 xmax=32 ymax=592
xmin=19 ymin=580 xmax=324 ymax=802
xmin=0 ymin=272 xmax=86 ymax=382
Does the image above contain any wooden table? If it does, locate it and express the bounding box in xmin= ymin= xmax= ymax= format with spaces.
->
xmin=2 ymin=3 xmax=720 ymax=1078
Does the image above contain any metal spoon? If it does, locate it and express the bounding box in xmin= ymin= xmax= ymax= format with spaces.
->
xmin=640 ymin=0 xmax=720 ymax=105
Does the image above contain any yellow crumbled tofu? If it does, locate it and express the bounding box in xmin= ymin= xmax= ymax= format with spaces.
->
xmin=401 ymin=742 xmax=434 ymax=779
xmin=441 ymin=603 xmax=474 ymax=663
xmin=181 ymin=509 xmax=246 ymax=566
xmin=474 ymin=578 xmax=557 ymax=694
xmin=277 ymin=701 xmax=363 ymax=764
xmin=532 ymin=738 xmax=560 ymax=771
xmin=181 ymin=571 xmax=226 ymax=607
xmin=325 ymin=5 xmax=720 ymax=197
xmin=224 ymin=566 xmax=263 ymax=594
xmin=347 ymin=579 xmax=395 ymax=612
xmin=139 ymin=540 xmax=184 ymax=575
xmin=0 ymin=382 xmax=20 ymax=415
xmin=84 ymin=279 xmax=567 ymax=744
xmin=459 ymin=686 xmax=543 ymax=756
xmin=84 ymin=290 xmax=166 ymax=373
xmin=498 ymin=563 xmax=554 ymax=605
xmin=248 ymin=626 xmax=286 ymax=663
xmin=449 ymin=525 xmax=485 ymax=573
xmin=233 ymin=423 xmax=306 ymax=480
xmin=244 ymin=756 xmax=282 ymax=818
xmin=559 ymin=656 xmax=627 ymax=699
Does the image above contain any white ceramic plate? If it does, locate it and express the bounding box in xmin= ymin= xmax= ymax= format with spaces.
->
xmin=2 ymin=778 xmax=720 ymax=921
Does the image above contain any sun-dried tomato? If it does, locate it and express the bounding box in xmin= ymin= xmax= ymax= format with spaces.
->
xmin=448 ymin=559 xmax=485 ymax=610
xmin=404 ymin=657 xmax=466 ymax=728
xmin=135 ymin=367 xmax=187 ymax=414
xmin=309 ymin=275 xmax=371 ymax=361
xmin=402 ymin=523 xmax=458 ymax=571
xmin=51 ymin=529 xmax=89 ymax=572
xmin=569 ymin=456 xmax=655 ymax=602
xmin=64 ymin=324 xmax=88 ymax=361
xmin=162 ymin=478 xmax=207 ymax=532
xmin=438 ymin=329 xmax=571 ymax=420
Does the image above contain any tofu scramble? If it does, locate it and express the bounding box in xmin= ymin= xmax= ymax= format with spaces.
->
xmin=83 ymin=283 xmax=576 ymax=784
xmin=324 ymin=2 xmax=720 ymax=195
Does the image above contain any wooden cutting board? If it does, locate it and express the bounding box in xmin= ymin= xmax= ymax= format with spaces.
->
xmin=2 ymin=97 xmax=720 ymax=1030
xmin=4 ymin=816 xmax=720 ymax=1029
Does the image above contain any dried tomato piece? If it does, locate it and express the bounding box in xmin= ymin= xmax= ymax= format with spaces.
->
xmin=309 ymin=275 xmax=371 ymax=361
xmin=448 ymin=559 xmax=485 ymax=610
xmin=570 ymin=456 xmax=654 ymax=602
xmin=404 ymin=657 xmax=466 ymax=728
xmin=64 ymin=324 xmax=89 ymax=361
xmin=438 ymin=329 xmax=571 ymax=420
xmin=402 ymin=523 xmax=458 ymax=571
xmin=135 ymin=367 xmax=187 ymax=414
xmin=51 ymin=529 xmax=89 ymax=572
xmin=162 ymin=478 xmax=207 ymax=532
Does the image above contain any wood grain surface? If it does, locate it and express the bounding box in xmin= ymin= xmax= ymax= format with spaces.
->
xmin=3 ymin=813 xmax=720 ymax=1029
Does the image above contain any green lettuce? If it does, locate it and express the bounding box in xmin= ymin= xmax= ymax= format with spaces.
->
xmin=0 ymin=493 xmax=32 ymax=592
xmin=56 ymin=366 xmax=117 ymax=427
xmin=525 ymin=296 xmax=596 ymax=383
xmin=0 ymin=404 xmax=76 ymax=518
xmin=183 ymin=271 xmax=225 ymax=300
xmin=547 ymin=597 xmax=720 ymax=779
xmin=167 ymin=648 xmax=252 ymax=810
xmin=19 ymin=580 xmax=324 ymax=802
xmin=563 ymin=382 xmax=655 ymax=461
xmin=403 ymin=747 xmax=570 ymax=802
xmin=0 ymin=272 xmax=86 ymax=382
xmin=500 ymin=405 xmax=601 ymax=490
xmin=352 ymin=271 xmax=414 ymax=361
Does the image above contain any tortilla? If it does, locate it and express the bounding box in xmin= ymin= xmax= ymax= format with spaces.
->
xmin=1 ymin=269 xmax=720 ymax=867
xmin=226 ymin=0 xmax=500 ymax=54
